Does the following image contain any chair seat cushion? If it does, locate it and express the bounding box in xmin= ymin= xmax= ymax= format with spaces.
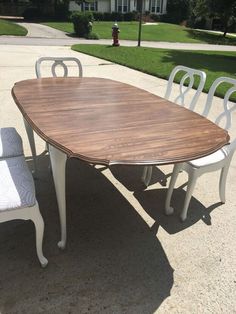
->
xmin=0 ymin=127 xmax=23 ymax=158
xmin=188 ymin=146 xmax=228 ymax=168
xmin=0 ymin=156 xmax=36 ymax=211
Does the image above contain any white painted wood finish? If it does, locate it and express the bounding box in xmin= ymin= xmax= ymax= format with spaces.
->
xmin=0 ymin=202 xmax=48 ymax=267
xmin=35 ymin=57 xmax=83 ymax=78
xmin=49 ymin=145 xmax=67 ymax=249
xmin=24 ymin=57 xmax=83 ymax=174
xmin=0 ymin=145 xmax=48 ymax=267
xmin=142 ymin=65 xmax=207 ymax=187
xmin=165 ymin=77 xmax=236 ymax=221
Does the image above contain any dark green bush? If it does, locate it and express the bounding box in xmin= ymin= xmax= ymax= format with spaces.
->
xmin=165 ymin=0 xmax=189 ymax=24
xmin=55 ymin=2 xmax=70 ymax=21
xmin=87 ymin=11 xmax=137 ymax=22
xmin=111 ymin=12 xmax=124 ymax=21
xmin=23 ymin=7 xmax=41 ymax=20
xmin=150 ymin=14 xmax=160 ymax=22
xmin=93 ymin=12 xmax=104 ymax=21
xmin=123 ymin=11 xmax=136 ymax=21
xmin=86 ymin=32 xmax=99 ymax=39
xmin=103 ymin=12 xmax=113 ymax=21
xmin=71 ymin=11 xmax=93 ymax=37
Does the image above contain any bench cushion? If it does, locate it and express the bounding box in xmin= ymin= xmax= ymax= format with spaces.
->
xmin=0 ymin=156 xmax=36 ymax=211
xmin=0 ymin=127 xmax=23 ymax=158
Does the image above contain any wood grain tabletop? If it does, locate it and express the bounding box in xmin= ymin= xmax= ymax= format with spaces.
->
xmin=12 ymin=77 xmax=230 ymax=166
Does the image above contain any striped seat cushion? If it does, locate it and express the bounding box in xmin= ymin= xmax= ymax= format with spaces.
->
xmin=0 ymin=127 xmax=23 ymax=158
xmin=0 ymin=156 xmax=36 ymax=211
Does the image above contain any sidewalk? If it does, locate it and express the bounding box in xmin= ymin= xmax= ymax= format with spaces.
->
xmin=1 ymin=22 xmax=235 ymax=51
xmin=0 ymin=44 xmax=236 ymax=313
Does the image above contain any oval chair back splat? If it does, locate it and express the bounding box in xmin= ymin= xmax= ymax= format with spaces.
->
xmin=24 ymin=57 xmax=83 ymax=175
xmin=35 ymin=56 xmax=83 ymax=78
xmin=142 ymin=65 xmax=207 ymax=187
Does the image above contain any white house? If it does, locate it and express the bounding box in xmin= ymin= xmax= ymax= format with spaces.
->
xmin=69 ymin=0 xmax=168 ymax=14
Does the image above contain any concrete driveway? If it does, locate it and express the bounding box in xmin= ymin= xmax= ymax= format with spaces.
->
xmin=0 ymin=38 xmax=236 ymax=313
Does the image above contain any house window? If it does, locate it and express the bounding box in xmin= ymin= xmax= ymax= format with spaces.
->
xmin=149 ymin=0 xmax=160 ymax=13
xmin=84 ymin=1 xmax=97 ymax=11
xmin=116 ymin=0 xmax=129 ymax=13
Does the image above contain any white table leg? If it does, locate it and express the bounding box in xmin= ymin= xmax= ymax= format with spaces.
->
xmin=24 ymin=118 xmax=38 ymax=176
xmin=49 ymin=145 xmax=67 ymax=249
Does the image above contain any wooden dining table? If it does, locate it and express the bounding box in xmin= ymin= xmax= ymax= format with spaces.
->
xmin=12 ymin=77 xmax=230 ymax=248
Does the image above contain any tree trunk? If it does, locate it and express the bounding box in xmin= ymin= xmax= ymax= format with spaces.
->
xmin=223 ymin=20 xmax=228 ymax=38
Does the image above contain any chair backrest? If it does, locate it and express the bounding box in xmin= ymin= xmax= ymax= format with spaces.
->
xmin=164 ymin=65 xmax=206 ymax=111
xmin=202 ymin=77 xmax=236 ymax=155
xmin=35 ymin=57 xmax=83 ymax=78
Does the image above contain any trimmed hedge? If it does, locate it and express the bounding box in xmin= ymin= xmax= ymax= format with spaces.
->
xmin=71 ymin=11 xmax=93 ymax=37
xmin=71 ymin=10 xmax=162 ymax=24
xmin=92 ymin=11 xmax=137 ymax=21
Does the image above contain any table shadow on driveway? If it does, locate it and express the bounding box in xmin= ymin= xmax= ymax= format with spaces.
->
xmin=0 ymin=156 xmax=173 ymax=314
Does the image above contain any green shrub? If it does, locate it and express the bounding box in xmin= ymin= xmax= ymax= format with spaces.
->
xmin=111 ymin=11 xmax=124 ymax=21
xmin=55 ymin=1 xmax=70 ymax=21
xmin=23 ymin=7 xmax=41 ymax=20
xmin=86 ymin=32 xmax=99 ymax=39
xmin=123 ymin=11 xmax=136 ymax=21
xmin=71 ymin=11 xmax=93 ymax=37
xmin=90 ymin=11 xmax=137 ymax=22
xmin=150 ymin=14 xmax=160 ymax=22
xmin=165 ymin=0 xmax=189 ymax=24
xmin=93 ymin=12 xmax=104 ymax=21
xmin=103 ymin=12 xmax=112 ymax=21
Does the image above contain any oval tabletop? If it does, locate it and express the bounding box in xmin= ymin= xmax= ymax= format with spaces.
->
xmin=12 ymin=77 xmax=229 ymax=166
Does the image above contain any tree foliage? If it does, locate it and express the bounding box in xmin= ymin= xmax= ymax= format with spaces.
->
xmin=193 ymin=0 xmax=236 ymax=36
xmin=74 ymin=0 xmax=95 ymax=4
xmin=166 ymin=0 xmax=189 ymax=24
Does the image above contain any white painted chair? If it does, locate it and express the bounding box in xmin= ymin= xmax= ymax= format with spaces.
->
xmin=24 ymin=57 xmax=83 ymax=174
xmin=0 ymin=131 xmax=48 ymax=267
xmin=35 ymin=56 xmax=83 ymax=78
xmin=165 ymin=77 xmax=236 ymax=221
xmin=142 ymin=65 xmax=207 ymax=187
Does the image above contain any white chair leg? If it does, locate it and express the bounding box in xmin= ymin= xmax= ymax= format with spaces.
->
xmin=180 ymin=170 xmax=198 ymax=221
xmin=142 ymin=166 xmax=148 ymax=184
xmin=24 ymin=118 xmax=37 ymax=175
xmin=30 ymin=202 xmax=48 ymax=267
xmin=219 ymin=160 xmax=231 ymax=203
xmin=165 ymin=163 xmax=183 ymax=215
xmin=142 ymin=166 xmax=153 ymax=187
xmin=49 ymin=145 xmax=67 ymax=249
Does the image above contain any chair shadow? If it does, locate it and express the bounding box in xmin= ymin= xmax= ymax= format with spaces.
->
xmin=0 ymin=156 xmax=173 ymax=314
xmin=109 ymin=165 xmax=222 ymax=234
xmin=110 ymin=165 xmax=169 ymax=191
xmin=134 ymin=187 xmax=222 ymax=235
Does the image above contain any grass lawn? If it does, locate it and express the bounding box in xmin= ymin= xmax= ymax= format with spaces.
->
xmin=72 ymin=44 xmax=236 ymax=99
xmin=44 ymin=21 xmax=236 ymax=45
xmin=0 ymin=19 xmax=27 ymax=36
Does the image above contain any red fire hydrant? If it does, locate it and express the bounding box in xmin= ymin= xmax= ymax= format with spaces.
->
xmin=112 ymin=23 xmax=120 ymax=46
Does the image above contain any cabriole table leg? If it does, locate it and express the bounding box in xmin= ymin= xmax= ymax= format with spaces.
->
xmin=49 ymin=145 xmax=67 ymax=249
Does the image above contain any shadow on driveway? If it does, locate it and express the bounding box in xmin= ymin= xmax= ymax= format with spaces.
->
xmin=0 ymin=156 xmax=173 ymax=314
